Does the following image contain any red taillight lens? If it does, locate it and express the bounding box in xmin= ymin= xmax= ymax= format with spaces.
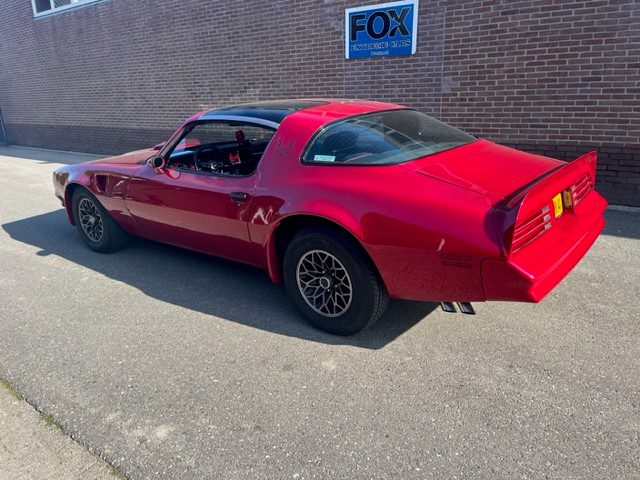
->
xmin=511 ymin=205 xmax=553 ymax=252
xmin=571 ymin=174 xmax=592 ymax=206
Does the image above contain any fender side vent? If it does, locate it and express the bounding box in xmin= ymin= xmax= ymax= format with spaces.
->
xmin=94 ymin=175 xmax=107 ymax=193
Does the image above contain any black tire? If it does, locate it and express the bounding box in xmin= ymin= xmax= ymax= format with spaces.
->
xmin=283 ymin=227 xmax=389 ymax=335
xmin=72 ymin=188 xmax=128 ymax=253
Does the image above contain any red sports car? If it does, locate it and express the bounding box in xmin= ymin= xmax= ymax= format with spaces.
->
xmin=53 ymin=100 xmax=606 ymax=335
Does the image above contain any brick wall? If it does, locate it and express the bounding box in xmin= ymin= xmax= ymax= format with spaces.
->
xmin=0 ymin=0 xmax=638 ymax=206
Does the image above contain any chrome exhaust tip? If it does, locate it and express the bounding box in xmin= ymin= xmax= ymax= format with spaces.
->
xmin=457 ymin=302 xmax=475 ymax=315
xmin=440 ymin=302 xmax=457 ymax=313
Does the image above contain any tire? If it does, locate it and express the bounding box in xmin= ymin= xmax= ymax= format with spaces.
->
xmin=283 ymin=227 xmax=389 ymax=335
xmin=72 ymin=188 xmax=128 ymax=253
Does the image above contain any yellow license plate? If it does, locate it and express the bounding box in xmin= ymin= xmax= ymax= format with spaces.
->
xmin=552 ymin=193 xmax=563 ymax=218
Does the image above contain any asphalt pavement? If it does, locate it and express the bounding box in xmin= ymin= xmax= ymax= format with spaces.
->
xmin=0 ymin=146 xmax=638 ymax=479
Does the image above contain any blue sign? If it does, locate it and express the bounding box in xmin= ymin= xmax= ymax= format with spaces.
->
xmin=345 ymin=0 xmax=418 ymax=59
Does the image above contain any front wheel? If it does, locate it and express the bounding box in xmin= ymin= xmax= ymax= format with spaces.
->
xmin=72 ymin=188 xmax=128 ymax=253
xmin=283 ymin=227 xmax=389 ymax=335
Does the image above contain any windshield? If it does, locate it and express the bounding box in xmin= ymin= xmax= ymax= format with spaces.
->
xmin=302 ymin=109 xmax=476 ymax=165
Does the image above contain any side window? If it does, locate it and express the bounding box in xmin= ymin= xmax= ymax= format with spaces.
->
xmin=164 ymin=121 xmax=275 ymax=176
xmin=302 ymin=109 xmax=475 ymax=166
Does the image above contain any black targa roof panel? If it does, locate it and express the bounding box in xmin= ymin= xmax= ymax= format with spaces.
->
xmin=202 ymin=100 xmax=328 ymax=124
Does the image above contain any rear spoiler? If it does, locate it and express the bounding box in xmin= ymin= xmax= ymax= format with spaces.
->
xmin=498 ymin=151 xmax=598 ymax=254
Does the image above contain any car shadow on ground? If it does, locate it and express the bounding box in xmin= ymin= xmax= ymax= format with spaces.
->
xmin=2 ymin=210 xmax=437 ymax=349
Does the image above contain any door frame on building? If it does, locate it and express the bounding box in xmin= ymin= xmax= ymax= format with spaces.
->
xmin=0 ymin=108 xmax=8 ymax=146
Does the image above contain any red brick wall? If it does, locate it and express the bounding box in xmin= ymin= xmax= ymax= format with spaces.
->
xmin=439 ymin=1 xmax=640 ymax=207
xmin=0 ymin=0 xmax=638 ymax=205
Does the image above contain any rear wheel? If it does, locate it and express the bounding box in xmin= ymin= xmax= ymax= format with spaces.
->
xmin=283 ymin=227 xmax=388 ymax=335
xmin=72 ymin=188 xmax=128 ymax=253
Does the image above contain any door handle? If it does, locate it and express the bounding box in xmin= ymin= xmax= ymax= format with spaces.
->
xmin=229 ymin=192 xmax=248 ymax=201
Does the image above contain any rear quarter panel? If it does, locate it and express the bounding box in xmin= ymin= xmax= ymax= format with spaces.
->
xmin=250 ymin=115 xmax=503 ymax=301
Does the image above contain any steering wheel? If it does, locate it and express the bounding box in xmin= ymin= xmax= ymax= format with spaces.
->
xmin=193 ymin=145 xmax=223 ymax=171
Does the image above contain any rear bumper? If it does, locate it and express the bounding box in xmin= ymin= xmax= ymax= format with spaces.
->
xmin=482 ymin=190 xmax=607 ymax=302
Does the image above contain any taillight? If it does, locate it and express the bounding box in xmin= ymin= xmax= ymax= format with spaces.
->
xmin=571 ymin=174 xmax=592 ymax=206
xmin=511 ymin=206 xmax=553 ymax=252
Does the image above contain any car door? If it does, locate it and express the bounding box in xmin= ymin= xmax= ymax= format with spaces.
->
xmin=125 ymin=118 xmax=277 ymax=265
xmin=125 ymin=165 xmax=261 ymax=264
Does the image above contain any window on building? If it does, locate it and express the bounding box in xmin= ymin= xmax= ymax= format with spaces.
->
xmin=32 ymin=0 xmax=102 ymax=17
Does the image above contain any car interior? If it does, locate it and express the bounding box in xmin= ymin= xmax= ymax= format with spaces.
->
xmin=165 ymin=121 xmax=276 ymax=176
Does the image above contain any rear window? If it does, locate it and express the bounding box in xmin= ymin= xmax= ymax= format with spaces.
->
xmin=302 ymin=109 xmax=475 ymax=165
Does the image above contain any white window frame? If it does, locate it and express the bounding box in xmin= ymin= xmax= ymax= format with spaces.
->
xmin=31 ymin=0 xmax=104 ymax=18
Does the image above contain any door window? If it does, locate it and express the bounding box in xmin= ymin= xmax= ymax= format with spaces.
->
xmin=165 ymin=121 xmax=275 ymax=176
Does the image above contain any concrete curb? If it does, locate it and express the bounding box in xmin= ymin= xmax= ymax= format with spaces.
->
xmin=607 ymin=204 xmax=640 ymax=213
xmin=0 ymin=381 xmax=124 ymax=480
xmin=0 ymin=144 xmax=105 ymax=158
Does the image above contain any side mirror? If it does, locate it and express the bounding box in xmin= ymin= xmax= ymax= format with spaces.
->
xmin=152 ymin=143 xmax=164 ymax=151
xmin=147 ymin=156 xmax=165 ymax=172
